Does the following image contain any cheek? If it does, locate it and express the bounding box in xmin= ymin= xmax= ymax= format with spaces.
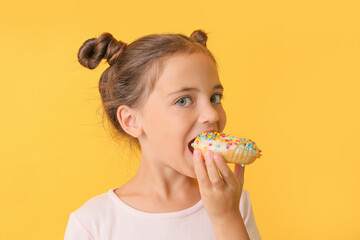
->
xmin=143 ymin=108 xmax=168 ymax=138
xmin=146 ymin=108 xmax=183 ymax=140
xmin=219 ymin=107 xmax=227 ymax=132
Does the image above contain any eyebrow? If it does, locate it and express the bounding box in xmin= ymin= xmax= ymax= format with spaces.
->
xmin=167 ymin=84 xmax=224 ymax=96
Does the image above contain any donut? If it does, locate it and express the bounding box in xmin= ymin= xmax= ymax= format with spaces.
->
xmin=191 ymin=132 xmax=262 ymax=166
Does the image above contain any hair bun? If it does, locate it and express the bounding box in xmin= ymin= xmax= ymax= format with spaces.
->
xmin=77 ymin=32 xmax=127 ymax=69
xmin=190 ymin=29 xmax=208 ymax=47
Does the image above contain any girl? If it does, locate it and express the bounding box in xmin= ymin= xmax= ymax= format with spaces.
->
xmin=64 ymin=30 xmax=261 ymax=240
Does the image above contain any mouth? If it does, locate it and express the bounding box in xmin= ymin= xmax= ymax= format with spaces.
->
xmin=188 ymin=137 xmax=196 ymax=154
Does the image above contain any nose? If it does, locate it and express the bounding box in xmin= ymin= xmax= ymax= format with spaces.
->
xmin=198 ymin=102 xmax=220 ymax=124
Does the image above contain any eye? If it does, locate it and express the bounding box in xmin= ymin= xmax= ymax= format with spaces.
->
xmin=211 ymin=93 xmax=223 ymax=104
xmin=175 ymin=96 xmax=192 ymax=106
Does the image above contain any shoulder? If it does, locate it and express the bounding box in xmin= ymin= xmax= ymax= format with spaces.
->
xmin=239 ymin=189 xmax=262 ymax=240
xmin=75 ymin=192 xmax=113 ymax=215
xmin=239 ymin=189 xmax=253 ymax=222
xmin=240 ymin=189 xmax=251 ymax=205
xmin=65 ymin=190 xmax=117 ymax=239
xmin=73 ymin=190 xmax=115 ymax=219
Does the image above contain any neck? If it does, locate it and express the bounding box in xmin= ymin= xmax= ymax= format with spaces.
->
xmin=128 ymin=154 xmax=199 ymax=201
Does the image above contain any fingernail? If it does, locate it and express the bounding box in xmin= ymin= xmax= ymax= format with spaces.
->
xmin=213 ymin=153 xmax=220 ymax=161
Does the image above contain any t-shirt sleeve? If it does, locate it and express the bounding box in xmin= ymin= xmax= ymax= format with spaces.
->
xmin=240 ymin=190 xmax=262 ymax=240
xmin=64 ymin=212 xmax=95 ymax=240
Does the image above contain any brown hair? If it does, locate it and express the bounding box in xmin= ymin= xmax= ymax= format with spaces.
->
xmin=77 ymin=29 xmax=217 ymax=153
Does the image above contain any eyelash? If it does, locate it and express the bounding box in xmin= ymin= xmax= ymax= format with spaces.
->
xmin=175 ymin=93 xmax=224 ymax=107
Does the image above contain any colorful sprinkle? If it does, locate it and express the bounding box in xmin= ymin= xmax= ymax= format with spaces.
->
xmin=193 ymin=131 xmax=262 ymax=158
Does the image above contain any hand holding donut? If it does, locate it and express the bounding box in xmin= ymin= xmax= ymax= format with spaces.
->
xmin=192 ymin=131 xmax=262 ymax=220
xmin=193 ymin=149 xmax=244 ymax=220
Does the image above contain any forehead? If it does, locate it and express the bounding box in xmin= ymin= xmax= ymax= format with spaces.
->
xmin=154 ymin=52 xmax=221 ymax=94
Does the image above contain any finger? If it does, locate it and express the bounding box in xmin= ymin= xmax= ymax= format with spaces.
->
xmin=234 ymin=163 xmax=245 ymax=181
xmin=193 ymin=150 xmax=211 ymax=189
xmin=204 ymin=151 xmax=224 ymax=189
xmin=213 ymin=153 xmax=235 ymax=186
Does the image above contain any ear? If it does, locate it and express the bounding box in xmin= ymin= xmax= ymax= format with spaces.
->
xmin=116 ymin=105 xmax=143 ymax=138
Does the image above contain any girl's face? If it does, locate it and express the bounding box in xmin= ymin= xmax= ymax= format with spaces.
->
xmin=137 ymin=52 xmax=227 ymax=178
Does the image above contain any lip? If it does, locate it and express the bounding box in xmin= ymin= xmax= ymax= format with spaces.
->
xmin=187 ymin=129 xmax=218 ymax=154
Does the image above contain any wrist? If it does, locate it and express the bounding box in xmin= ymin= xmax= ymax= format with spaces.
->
xmin=211 ymin=211 xmax=250 ymax=240
xmin=211 ymin=210 xmax=242 ymax=226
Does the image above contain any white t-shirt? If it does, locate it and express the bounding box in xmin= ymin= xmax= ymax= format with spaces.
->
xmin=64 ymin=187 xmax=261 ymax=240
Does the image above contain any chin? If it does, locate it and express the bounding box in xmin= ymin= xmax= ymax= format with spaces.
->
xmin=187 ymin=171 xmax=197 ymax=179
xmin=182 ymin=167 xmax=197 ymax=179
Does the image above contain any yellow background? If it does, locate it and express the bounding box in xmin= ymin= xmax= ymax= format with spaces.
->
xmin=1 ymin=0 xmax=359 ymax=239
